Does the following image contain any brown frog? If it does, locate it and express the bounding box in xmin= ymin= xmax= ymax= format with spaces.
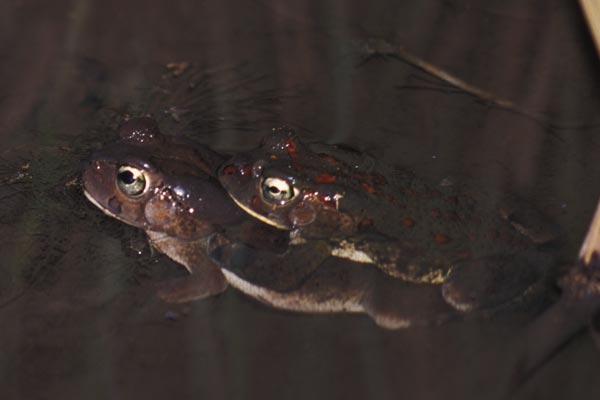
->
xmin=217 ymin=128 xmax=561 ymax=312
xmin=83 ymin=117 xmax=249 ymax=302
xmin=83 ymin=118 xmax=455 ymax=328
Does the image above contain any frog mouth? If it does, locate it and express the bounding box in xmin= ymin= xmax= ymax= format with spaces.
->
xmin=227 ymin=193 xmax=289 ymax=230
xmin=83 ymin=189 xmax=128 ymax=224
xmin=330 ymin=240 xmax=375 ymax=264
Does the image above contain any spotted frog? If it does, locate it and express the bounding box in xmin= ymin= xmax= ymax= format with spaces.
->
xmin=83 ymin=118 xmax=455 ymax=328
xmin=217 ymin=128 xmax=560 ymax=312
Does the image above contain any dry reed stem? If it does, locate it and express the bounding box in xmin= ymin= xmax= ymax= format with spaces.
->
xmin=580 ymin=0 xmax=600 ymax=58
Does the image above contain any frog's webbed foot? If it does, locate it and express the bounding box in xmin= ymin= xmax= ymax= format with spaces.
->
xmin=498 ymin=195 xmax=562 ymax=245
xmin=147 ymin=232 xmax=228 ymax=303
xmin=361 ymin=276 xmax=457 ymax=329
xmin=441 ymin=255 xmax=541 ymax=312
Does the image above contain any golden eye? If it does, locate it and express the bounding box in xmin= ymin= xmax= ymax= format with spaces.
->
xmin=261 ymin=177 xmax=297 ymax=203
xmin=117 ymin=166 xmax=147 ymax=197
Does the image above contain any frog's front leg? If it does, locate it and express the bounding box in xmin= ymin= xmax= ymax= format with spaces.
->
xmin=209 ymin=234 xmax=458 ymax=328
xmin=208 ymin=235 xmax=377 ymax=315
xmin=147 ymin=232 xmax=228 ymax=303
xmin=208 ymin=234 xmax=333 ymax=292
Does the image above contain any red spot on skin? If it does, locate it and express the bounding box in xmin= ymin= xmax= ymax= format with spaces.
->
xmin=353 ymin=172 xmax=386 ymax=184
xmin=222 ymin=165 xmax=236 ymax=175
xmin=315 ymin=173 xmax=336 ymax=183
xmin=386 ymin=194 xmax=398 ymax=204
xmin=371 ymin=173 xmax=387 ymax=185
xmin=317 ymin=193 xmax=337 ymax=208
xmin=403 ymin=218 xmax=415 ymax=228
xmin=430 ymin=208 xmax=441 ymax=218
xmin=222 ymin=164 xmax=252 ymax=176
xmin=354 ymin=172 xmax=387 ymax=186
xmin=353 ymin=172 xmax=370 ymax=180
xmin=305 ymin=189 xmax=338 ymax=209
xmin=360 ymin=182 xmax=381 ymax=194
xmin=358 ymin=218 xmax=374 ymax=230
xmin=318 ymin=153 xmax=340 ymax=165
xmin=285 ymin=138 xmax=298 ymax=160
xmin=240 ymin=164 xmax=253 ymax=176
xmin=434 ymin=233 xmax=451 ymax=245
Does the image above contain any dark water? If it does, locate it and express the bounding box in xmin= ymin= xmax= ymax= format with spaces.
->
xmin=1 ymin=0 xmax=600 ymax=399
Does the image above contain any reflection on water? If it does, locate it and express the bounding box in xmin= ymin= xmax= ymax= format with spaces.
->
xmin=1 ymin=0 xmax=600 ymax=399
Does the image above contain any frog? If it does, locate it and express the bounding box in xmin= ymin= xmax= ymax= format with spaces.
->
xmin=83 ymin=117 xmax=457 ymax=329
xmin=217 ymin=128 xmax=561 ymax=313
xmin=82 ymin=117 xmax=250 ymax=302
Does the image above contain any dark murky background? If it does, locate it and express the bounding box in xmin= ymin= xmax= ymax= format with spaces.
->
xmin=1 ymin=0 xmax=600 ymax=398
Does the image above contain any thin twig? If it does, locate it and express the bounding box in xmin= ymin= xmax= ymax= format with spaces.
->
xmin=580 ymin=0 xmax=600 ymax=58
xmin=359 ymin=39 xmax=597 ymax=133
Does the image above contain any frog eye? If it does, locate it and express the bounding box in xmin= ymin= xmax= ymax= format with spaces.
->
xmin=116 ymin=166 xmax=147 ymax=197
xmin=261 ymin=177 xmax=297 ymax=204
